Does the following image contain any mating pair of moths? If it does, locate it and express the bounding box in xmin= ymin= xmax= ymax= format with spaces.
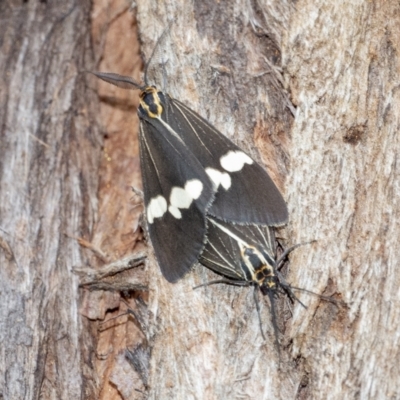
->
xmin=93 ymin=48 xmax=303 ymax=342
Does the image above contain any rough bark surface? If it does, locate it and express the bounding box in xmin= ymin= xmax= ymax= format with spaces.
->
xmin=285 ymin=2 xmax=400 ymax=399
xmin=0 ymin=1 xmax=101 ymax=399
xmin=133 ymin=1 xmax=400 ymax=399
xmin=1 ymin=0 xmax=399 ymax=399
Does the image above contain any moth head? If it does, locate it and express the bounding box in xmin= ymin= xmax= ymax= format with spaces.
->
xmin=240 ymin=244 xmax=278 ymax=290
xmin=139 ymin=86 xmax=166 ymax=119
xmin=259 ymin=275 xmax=279 ymax=295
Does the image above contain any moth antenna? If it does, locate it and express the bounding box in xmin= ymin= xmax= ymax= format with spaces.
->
xmin=89 ymin=71 xmax=143 ymax=90
xmin=161 ymin=60 xmax=169 ymax=93
xmin=287 ymin=285 xmax=344 ymax=306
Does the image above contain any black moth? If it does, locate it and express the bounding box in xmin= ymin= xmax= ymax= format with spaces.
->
xmin=198 ymin=216 xmax=338 ymax=351
xmin=92 ymin=31 xmax=288 ymax=282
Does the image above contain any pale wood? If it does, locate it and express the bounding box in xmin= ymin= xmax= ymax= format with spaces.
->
xmin=285 ymin=2 xmax=400 ymax=399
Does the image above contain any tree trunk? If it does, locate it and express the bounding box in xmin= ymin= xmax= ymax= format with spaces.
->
xmin=1 ymin=0 xmax=399 ymax=399
xmin=0 ymin=1 xmax=102 ymax=399
xmin=134 ymin=1 xmax=400 ymax=399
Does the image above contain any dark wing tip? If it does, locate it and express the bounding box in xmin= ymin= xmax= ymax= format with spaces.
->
xmin=266 ymin=204 xmax=289 ymax=227
xmin=158 ymin=252 xmax=200 ymax=283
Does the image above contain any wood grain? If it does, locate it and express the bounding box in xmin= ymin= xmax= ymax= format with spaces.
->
xmin=0 ymin=1 xmax=101 ymax=398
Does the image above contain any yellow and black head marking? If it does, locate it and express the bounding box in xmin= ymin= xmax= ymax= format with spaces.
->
xmin=240 ymin=244 xmax=276 ymax=287
xmin=139 ymin=86 xmax=165 ymax=119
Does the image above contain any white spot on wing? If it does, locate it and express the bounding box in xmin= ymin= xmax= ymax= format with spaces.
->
xmin=185 ymin=179 xmax=203 ymax=199
xmin=220 ymin=150 xmax=253 ymax=172
xmin=147 ymin=195 xmax=167 ymax=224
xmin=168 ymin=205 xmax=182 ymax=219
xmin=170 ymin=187 xmax=192 ymax=209
xmin=206 ymin=168 xmax=231 ymax=190
xmin=167 ymin=179 xmax=204 ymax=219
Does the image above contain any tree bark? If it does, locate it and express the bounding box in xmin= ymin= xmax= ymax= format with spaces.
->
xmin=133 ymin=1 xmax=400 ymax=399
xmin=1 ymin=0 xmax=399 ymax=399
xmin=285 ymin=2 xmax=400 ymax=399
xmin=0 ymin=1 xmax=102 ymax=399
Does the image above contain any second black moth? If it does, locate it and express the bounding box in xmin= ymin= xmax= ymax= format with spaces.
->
xmin=195 ymin=216 xmax=340 ymax=351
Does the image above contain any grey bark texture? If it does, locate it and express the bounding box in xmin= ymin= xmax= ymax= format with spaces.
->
xmin=1 ymin=0 xmax=399 ymax=399
xmin=0 ymin=1 xmax=102 ymax=399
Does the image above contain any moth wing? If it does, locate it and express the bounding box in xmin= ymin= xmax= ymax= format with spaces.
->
xmin=139 ymin=118 xmax=214 ymax=282
xmin=199 ymin=220 xmax=244 ymax=280
xmin=168 ymin=98 xmax=288 ymax=226
xmin=200 ymin=218 xmax=276 ymax=279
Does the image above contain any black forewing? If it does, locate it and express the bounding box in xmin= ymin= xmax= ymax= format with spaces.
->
xmin=165 ymin=97 xmax=288 ymax=226
xmin=200 ymin=217 xmax=276 ymax=280
xmin=139 ymin=117 xmax=214 ymax=282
